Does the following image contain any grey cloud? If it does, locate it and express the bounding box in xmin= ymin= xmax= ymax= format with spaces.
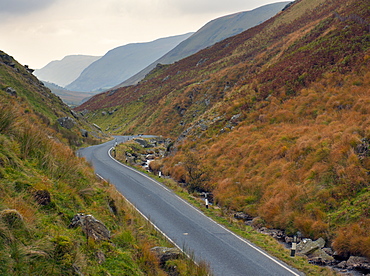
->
xmin=0 ymin=0 xmax=60 ymax=15
xmin=169 ymin=0 xmax=272 ymax=14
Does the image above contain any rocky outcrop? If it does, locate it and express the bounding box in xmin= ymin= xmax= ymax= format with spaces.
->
xmin=336 ymin=256 xmax=370 ymax=273
xmin=123 ymin=137 xmax=172 ymax=169
xmin=356 ymin=138 xmax=370 ymax=159
xmin=57 ymin=117 xmax=75 ymax=129
xmin=297 ymin=238 xmax=326 ymax=255
xmin=150 ymin=246 xmax=182 ymax=265
xmin=5 ymin=87 xmax=17 ymax=97
xmin=80 ymin=129 xmax=88 ymax=137
xmin=295 ymin=238 xmax=335 ymax=266
xmin=68 ymin=214 xmax=110 ymax=242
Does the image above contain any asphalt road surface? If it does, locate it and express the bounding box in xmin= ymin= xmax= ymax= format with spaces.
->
xmin=79 ymin=136 xmax=304 ymax=276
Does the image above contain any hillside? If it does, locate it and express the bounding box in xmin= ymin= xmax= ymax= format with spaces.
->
xmin=76 ymin=0 xmax=370 ymax=261
xmin=66 ymin=33 xmax=193 ymax=92
xmin=0 ymin=51 xmax=205 ymax=275
xmin=117 ymin=1 xmax=290 ymax=87
xmin=34 ymin=55 xmax=101 ymax=87
xmin=43 ymin=81 xmax=95 ymax=107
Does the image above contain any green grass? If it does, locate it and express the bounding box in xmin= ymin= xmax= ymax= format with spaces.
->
xmin=121 ymin=158 xmax=339 ymax=276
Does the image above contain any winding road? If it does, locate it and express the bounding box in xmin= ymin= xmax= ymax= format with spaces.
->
xmin=79 ymin=136 xmax=303 ymax=276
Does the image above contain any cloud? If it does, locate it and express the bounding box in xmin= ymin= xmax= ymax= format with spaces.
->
xmin=0 ymin=0 xmax=60 ymax=15
xmin=161 ymin=0 xmax=275 ymax=15
xmin=0 ymin=0 xmax=285 ymax=68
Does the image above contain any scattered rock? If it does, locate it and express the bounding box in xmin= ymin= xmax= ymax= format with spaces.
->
xmin=196 ymin=58 xmax=208 ymax=67
xmin=134 ymin=138 xmax=149 ymax=148
xmin=234 ymin=212 xmax=253 ymax=221
xmin=108 ymin=89 xmax=117 ymax=96
xmin=346 ymin=256 xmax=370 ymax=271
xmin=70 ymin=110 xmax=79 ymax=119
xmin=80 ymin=109 xmax=89 ymax=116
xmin=258 ymin=227 xmax=285 ymax=240
xmin=356 ymin=138 xmax=370 ymax=159
xmin=162 ymin=75 xmax=170 ymax=82
xmin=93 ymin=123 xmax=101 ymax=131
xmin=57 ymin=117 xmax=75 ymax=129
xmin=337 ymin=261 xmax=347 ymax=269
xmin=24 ymin=65 xmax=34 ymax=73
xmin=108 ymin=199 xmax=118 ymax=216
xmin=34 ymin=190 xmax=51 ymax=206
xmin=80 ymin=129 xmax=88 ymax=137
xmin=5 ymin=87 xmax=17 ymax=97
xmin=308 ymin=248 xmax=334 ymax=264
xmin=150 ymin=247 xmax=182 ymax=265
xmin=68 ymin=213 xmax=110 ymax=241
xmin=322 ymin=247 xmax=334 ymax=256
xmin=297 ymin=238 xmax=325 ymax=255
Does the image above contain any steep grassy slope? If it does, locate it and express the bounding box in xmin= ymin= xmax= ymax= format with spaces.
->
xmin=0 ymin=52 xmax=206 ymax=275
xmin=76 ymin=0 xmax=370 ymax=259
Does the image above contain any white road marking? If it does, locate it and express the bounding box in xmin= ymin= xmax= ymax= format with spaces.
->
xmin=105 ymin=141 xmax=302 ymax=276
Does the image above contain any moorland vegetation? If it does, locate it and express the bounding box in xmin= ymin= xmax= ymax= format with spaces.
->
xmin=76 ymin=0 xmax=370 ymax=260
xmin=0 ymin=52 xmax=208 ymax=275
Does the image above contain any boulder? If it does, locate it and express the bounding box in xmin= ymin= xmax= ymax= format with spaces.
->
xmin=5 ymin=87 xmax=17 ymax=97
xmin=346 ymin=256 xmax=370 ymax=271
xmin=57 ymin=117 xmax=75 ymax=129
xmin=234 ymin=212 xmax=253 ymax=221
xmin=356 ymin=138 xmax=370 ymax=159
xmin=68 ymin=213 xmax=110 ymax=241
xmin=70 ymin=110 xmax=79 ymax=119
xmin=297 ymin=237 xmax=325 ymax=255
xmin=258 ymin=227 xmax=285 ymax=240
xmin=150 ymin=246 xmax=182 ymax=265
xmin=307 ymin=248 xmax=334 ymax=264
xmin=92 ymin=123 xmax=101 ymax=131
xmin=80 ymin=129 xmax=88 ymax=137
xmin=134 ymin=138 xmax=149 ymax=148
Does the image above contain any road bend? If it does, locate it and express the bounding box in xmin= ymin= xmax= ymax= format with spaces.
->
xmin=79 ymin=136 xmax=303 ymax=276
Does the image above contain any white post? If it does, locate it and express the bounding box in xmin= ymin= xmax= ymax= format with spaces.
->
xmin=290 ymin=236 xmax=297 ymax=257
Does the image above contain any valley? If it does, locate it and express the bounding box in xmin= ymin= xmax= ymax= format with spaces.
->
xmin=1 ymin=0 xmax=369 ymax=275
xmin=76 ymin=0 xmax=370 ymax=274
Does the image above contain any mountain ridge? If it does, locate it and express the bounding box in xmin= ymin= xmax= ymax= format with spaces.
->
xmin=76 ymin=0 xmax=370 ymax=261
xmin=34 ymin=54 xmax=101 ymax=87
xmin=66 ymin=33 xmax=193 ymax=92
xmin=116 ymin=1 xmax=291 ymax=87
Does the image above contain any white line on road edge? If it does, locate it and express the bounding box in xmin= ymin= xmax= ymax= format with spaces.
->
xmin=95 ymin=170 xmax=202 ymax=269
xmin=107 ymin=146 xmax=302 ymax=276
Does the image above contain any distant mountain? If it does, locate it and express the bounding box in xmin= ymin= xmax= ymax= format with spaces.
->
xmin=116 ymin=1 xmax=290 ymax=87
xmin=76 ymin=0 xmax=370 ymax=264
xmin=34 ymin=55 xmax=101 ymax=87
xmin=43 ymin=81 xmax=95 ymax=107
xmin=65 ymin=33 xmax=193 ymax=92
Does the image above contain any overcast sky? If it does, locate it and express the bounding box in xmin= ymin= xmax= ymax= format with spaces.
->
xmin=1 ymin=0 xmax=284 ymax=68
